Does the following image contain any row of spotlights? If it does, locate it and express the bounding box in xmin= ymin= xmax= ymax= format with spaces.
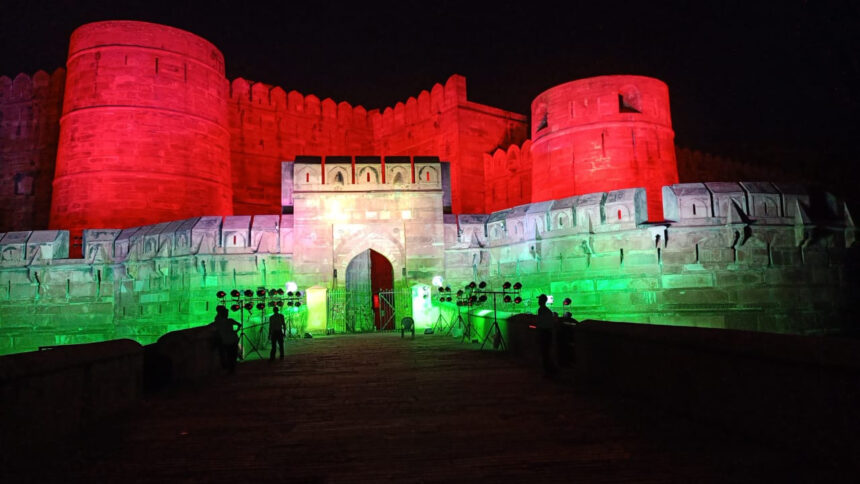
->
xmin=216 ymin=289 xmax=302 ymax=299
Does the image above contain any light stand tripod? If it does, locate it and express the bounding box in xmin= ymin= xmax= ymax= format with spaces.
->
xmin=445 ymin=301 xmax=467 ymax=337
xmin=216 ymin=287 xmax=304 ymax=359
xmin=431 ymin=286 xmax=453 ymax=334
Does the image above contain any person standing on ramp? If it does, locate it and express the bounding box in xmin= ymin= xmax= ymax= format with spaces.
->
xmin=269 ymin=306 xmax=287 ymax=361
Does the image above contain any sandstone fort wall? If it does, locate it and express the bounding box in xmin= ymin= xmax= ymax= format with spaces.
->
xmin=1 ymin=182 xmax=855 ymax=355
xmin=0 ymin=70 xmax=65 ymax=232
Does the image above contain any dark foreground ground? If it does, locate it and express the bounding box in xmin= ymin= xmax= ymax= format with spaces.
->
xmin=7 ymin=333 xmax=849 ymax=483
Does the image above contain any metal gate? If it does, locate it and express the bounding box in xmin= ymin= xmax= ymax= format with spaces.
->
xmin=326 ymin=287 xmax=412 ymax=333
xmin=378 ymin=288 xmax=412 ymax=332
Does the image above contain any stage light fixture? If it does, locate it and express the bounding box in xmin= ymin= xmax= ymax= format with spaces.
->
xmin=256 ymin=302 xmax=266 ymax=310
xmin=504 ymin=295 xmax=512 ymax=303
xmin=296 ymin=291 xmax=302 ymax=297
xmin=456 ymin=289 xmax=464 ymax=296
xmin=438 ymin=286 xmax=444 ymax=292
xmin=243 ymin=302 xmax=253 ymax=311
xmin=276 ymin=301 xmax=284 ymax=307
xmin=243 ymin=289 xmax=254 ymax=298
xmin=256 ymin=288 xmax=266 ymax=297
xmin=230 ymin=304 xmax=240 ymax=312
xmin=513 ymin=282 xmax=522 ymax=290
xmin=295 ymin=302 xmax=302 ymax=307
xmin=502 ymin=281 xmax=511 ymax=290
xmin=468 ymin=282 xmax=477 ymax=289
xmin=563 ymin=297 xmax=572 ymax=306
xmin=216 ymin=290 xmax=226 ymax=298
xmin=287 ymin=291 xmax=294 ymax=297
xmin=287 ymin=301 xmax=294 ymax=307
xmin=445 ymin=286 xmax=451 ymax=292
xmin=478 ymin=281 xmax=487 ymax=289
xmin=469 ymin=295 xmax=477 ymax=303
xmin=478 ymin=295 xmax=487 ymax=303
xmin=446 ymin=296 xmax=452 ymax=302
xmin=514 ymin=296 xmax=522 ymax=304
xmin=230 ymin=289 xmax=240 ymax=298
xmin=277 ymin=288 xmax=284 ymax=295
xmin=269 ymin=289 xmax=278 ymax=297
xmin=439 ymin=296 xmax=445 ymax=302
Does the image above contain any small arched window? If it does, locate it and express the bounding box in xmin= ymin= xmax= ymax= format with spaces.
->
xmin=334 ymin=172 xmax=344 ymax=184
xmin=393 ymin=172 xmax=403 ymax=184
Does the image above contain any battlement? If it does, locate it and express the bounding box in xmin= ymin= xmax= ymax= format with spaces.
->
xmin=0 ymin=69 xmax=65 ymax=104
xmin=289 ymin=156 xmax=443 ymax=193
xmin=483 ymin=140 xmax=534 ymax=213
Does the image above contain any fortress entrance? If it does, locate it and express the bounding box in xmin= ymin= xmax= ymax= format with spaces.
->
xmin=345 ymin=249 xmax=394 ymax=331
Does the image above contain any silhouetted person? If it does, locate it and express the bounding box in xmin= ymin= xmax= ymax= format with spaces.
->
xmin=269 ymin=306 xmax=286 ymax=360
xmin=536 ymin=294 xmax=557 ymax=376
xmin=214 ymin=305 xmax=241 ymax=372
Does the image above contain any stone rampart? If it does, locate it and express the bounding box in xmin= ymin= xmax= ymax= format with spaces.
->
xmin=442 ymin=182 xmax=857 ymax=334
xmin=1 ymin=182 xmax=856 ymax=355
xmin=573 ymin=320 xmax=860 ymax=461
xmin=0 ymin=339 xmax=143 ymax=462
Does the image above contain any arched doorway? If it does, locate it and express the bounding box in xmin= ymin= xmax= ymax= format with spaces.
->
xmin=345 ymin=249 xmax=394 ymax=331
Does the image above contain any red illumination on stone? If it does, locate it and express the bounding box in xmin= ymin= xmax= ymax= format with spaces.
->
xmin=529 ymin=76 xmax=678 ymax=220
xmin=4 ymin=20 xmax=685 ymax=250
xmin=48 ymin=21 xmax=233 ymax=254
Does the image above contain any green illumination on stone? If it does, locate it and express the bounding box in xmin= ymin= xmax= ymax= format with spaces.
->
xmin=305 ymin=286 xmax=327 ymax=333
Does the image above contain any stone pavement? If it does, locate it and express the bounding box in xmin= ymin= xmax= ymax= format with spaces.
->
xmin=9 ymin=334 xmax=842 ymax=483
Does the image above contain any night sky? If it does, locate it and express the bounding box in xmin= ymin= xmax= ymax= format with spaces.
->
xmin=2 ymin=1 xmax=858 ymax=175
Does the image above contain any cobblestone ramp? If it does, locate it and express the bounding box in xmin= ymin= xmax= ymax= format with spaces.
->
xmin=11 ymin=334 xmax=836 ymax=483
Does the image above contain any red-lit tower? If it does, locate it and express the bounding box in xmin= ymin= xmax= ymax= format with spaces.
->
xmin=529 ymin=75 xmax=678 ymax=220
xmin=50 ymin=21 xmax=232 ymax=250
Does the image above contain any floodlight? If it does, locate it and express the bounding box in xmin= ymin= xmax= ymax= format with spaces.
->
xmin=216 ymin=290 xmax=226 ymax=298
xmin=256 ymin=288 xmax=266 ymax=297
xmin=287 ymin=291 xmax=294 ymax=297
xmin=513 ymin=282 xmax=522 ymax=290
xmin=513 ymin=296 xmax=522 ymax=304
xmin=468 ymin=282 xmax=477 ymax=289
xmin=502 ymin=281 xmax=511 ymax=290
xmin=446 ymin=296 xmax=452 ymax=302
xmin=296 ymin=291 xmax=302 ymax=297
xmin=277 ymin=288 xmax=284 ymax=295
xmin=243 ymin=302 xmax=253 ymax=311
xmin=478 ymin=281 xmax=487 ymax=289
xmin=445 ymin=286 xmax=451 ymax=292
xmin=230 ymin=289 xmax=240 ymax=298
xmin=504 ymin=295 xmax=512 ymax=303
xmin=269 ymin=289 xmax=278 ymax=297
xmin=243 ymin=289 xmax=253 ymax=298
xmin=439 ymin=296 xmax=445 ymax=302
xmin=563 ymin=297 xmax=572 ymax=306
xmin=256 ymin=302 xmax=265 ymax=310
xmin=230 ymin=304 xmax=240 ymax=312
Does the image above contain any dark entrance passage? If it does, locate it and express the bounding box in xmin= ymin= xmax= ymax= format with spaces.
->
xmin=345 ymin=249 xmax=394 ymax=331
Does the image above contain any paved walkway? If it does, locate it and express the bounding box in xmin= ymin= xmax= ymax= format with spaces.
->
xmin=11 ymin=334 xmax=838 ymax=482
